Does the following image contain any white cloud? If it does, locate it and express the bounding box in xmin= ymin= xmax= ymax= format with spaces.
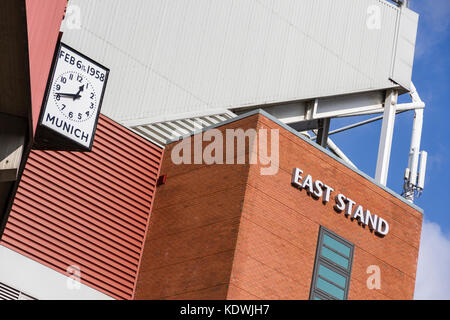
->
xmin=414 ymin=220 xmax=450 ymax=299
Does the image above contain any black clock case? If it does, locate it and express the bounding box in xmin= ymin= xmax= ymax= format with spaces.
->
xmin=34 ymin=40 xmax=110 ymax=152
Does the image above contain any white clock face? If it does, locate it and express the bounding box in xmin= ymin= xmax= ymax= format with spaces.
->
xmin=52 ymin=71 xmax=97 ymax=122
xmin=41 ymin=43 xmax=109 ymax=149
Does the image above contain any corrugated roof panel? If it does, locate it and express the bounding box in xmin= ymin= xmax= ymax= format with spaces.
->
xmin=0 ymin=115 xmax=164 ymax=300
xmin=391 ymin=7 xmax=418 ymax=90
xmin=131 ymin=112 xmax=236 ymax=146
xmin=61 ymin=0 xmax=416 ymax=125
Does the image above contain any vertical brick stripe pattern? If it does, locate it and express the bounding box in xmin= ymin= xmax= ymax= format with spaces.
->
xmin=26 ymin=0 xmax=68 ymax=135
xmin=0 ymin=115 xmax=163 ymax=299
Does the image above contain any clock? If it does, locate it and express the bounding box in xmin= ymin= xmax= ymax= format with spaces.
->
xmin=52 ymin=71 xmax=97 ymax=123
xmin=37 ymin=42 xmax=109 ymax=150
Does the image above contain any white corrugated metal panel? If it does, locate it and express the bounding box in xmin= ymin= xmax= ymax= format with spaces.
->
xmin=61 ymin=0 xmax=417 ymax=126
xmin=131 ymin=111 xmax=236 ymax=146
xmin=390 ymin=7 xmax=418 ymax=90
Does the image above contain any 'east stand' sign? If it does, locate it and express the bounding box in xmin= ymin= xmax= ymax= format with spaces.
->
xmin=34 ymin=42 xmax=109 ymax=151
xmin=291 ymin=168 xmax=390 ymax=236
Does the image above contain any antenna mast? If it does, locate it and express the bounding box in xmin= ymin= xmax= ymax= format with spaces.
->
xmin=403 ymin=83 xmax=427 ymax=202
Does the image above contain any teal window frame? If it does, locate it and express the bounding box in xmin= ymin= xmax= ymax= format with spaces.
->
xmin=309 ymin=226 xmax=354 ymax=300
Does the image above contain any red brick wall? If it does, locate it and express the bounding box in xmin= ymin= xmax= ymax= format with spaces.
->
xmin=134 ymin=116 xmax=257 ymax=299
xmin=134 ymin=113 xmax=422 ymax=300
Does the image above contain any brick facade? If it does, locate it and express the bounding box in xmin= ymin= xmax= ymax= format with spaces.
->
xmin=134 ymin=112 xmax=422 ymax=300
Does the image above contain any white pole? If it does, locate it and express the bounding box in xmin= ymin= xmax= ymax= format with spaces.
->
xmin=417 ymin=151 xmax=427 ymax=190
xmin=310 ymin=129 xmax=357 ymax=169
xmin=407 ymin=83 xmax=425 ymax=187
xmin=404 ymin=82 xmax=426 ymax=202
xmin=327 ymin=138 xmax=357 ymax=169
xmin=375 ymin=90 xmax=398 ymax=186
xmin=408 ymin=108 xmax=424 ymax=187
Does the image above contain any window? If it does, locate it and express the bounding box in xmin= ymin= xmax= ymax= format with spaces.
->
xmin=310 ymin=227 xmax=354 ymax=300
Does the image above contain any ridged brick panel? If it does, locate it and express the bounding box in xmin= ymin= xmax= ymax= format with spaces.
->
xmin=1 ymin=115 xmax=163 ymax=299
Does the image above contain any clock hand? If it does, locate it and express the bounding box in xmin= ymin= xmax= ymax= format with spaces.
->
xmin=57 ymin=85 xmax=84 ymax=100
xmin=58 ymin=92 xmax=79 ymax=98
xmin=73 ymin=85 xmax=84 ymax=101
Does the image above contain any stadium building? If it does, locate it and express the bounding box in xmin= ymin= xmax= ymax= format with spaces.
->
xmin=0 ymin=0 xmax=424 ymax=300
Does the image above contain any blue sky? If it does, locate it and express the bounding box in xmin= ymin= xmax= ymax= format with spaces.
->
xmin=330 ymin=0 xmax=450 ymax=299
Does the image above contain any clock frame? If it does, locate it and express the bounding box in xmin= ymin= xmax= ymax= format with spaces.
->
xmin=35 ymin=41 xmax=109 ymax=151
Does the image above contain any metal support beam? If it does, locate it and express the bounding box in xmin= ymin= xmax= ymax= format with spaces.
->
xmin=336 ymin=101 xmax=424 ymax=118
xmin=325 ymin=110 xmax=409 ymax=137
xmin=289 ymin=119 xmax=320 ymax=132
xmin=0 ymin=114 xmax=26 ymax=182
xmin=316 ymin=118 xmax=330 ymax=148
xmin=327 ymin=138 xmax=357 ymax=169
xmin=375 ymin=90 xmax=398 ymax=186
xmin=311 ymin=128 xmax=357 ymax=169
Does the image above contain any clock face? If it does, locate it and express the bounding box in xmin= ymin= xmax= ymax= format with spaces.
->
xmin=40 ymin=43 xmax=109 ymax=149
xmin=52 ymin=71 xmax=97 ymax=122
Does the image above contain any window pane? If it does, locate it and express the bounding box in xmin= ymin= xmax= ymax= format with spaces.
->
xmin=318 ymin=264 xmax=346 ymax=288
xmin=323 ymin=234 xmax=350 ymax=257
xmin=310 ymin=228 xmax=354 ymax=300
xmin=317 ymin=277 xmax=345 ymax=300
xmin=321 ymin=246 xmax=349 ymax=269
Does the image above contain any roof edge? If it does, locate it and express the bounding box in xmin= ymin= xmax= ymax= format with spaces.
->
xmin=166 ymin=108 xmax=424 ymax=214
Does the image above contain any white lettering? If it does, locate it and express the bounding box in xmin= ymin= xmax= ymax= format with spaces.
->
xmin=291 ymin=168 xmax=389 ymax=236
xmin=345 ymin=198 xmax=356 ymax=217
xmin=352 ymin=205 xmax=365 ymax=222
xmin=377 ymin=217 xmax=389 ymax=236
xmin=302 ymin=174 xmax=314 ymax=194
xmin=322 ymin=184 xmax=334 ymax=204
xmin=334 ymin=194 xmax=346 ymax=212
xmin=364 ymin=210 xmax=378 ymax=231
xmin=313 ymin=180 xmax=324 ymax=198
xmin=291 ymin=168 xmax=303 ymax=189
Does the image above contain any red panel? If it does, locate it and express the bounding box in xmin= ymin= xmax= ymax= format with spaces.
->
xmin=0 ymin=115 xmax=164 ymax=300
xmin=26 ymin=0 xmax=67 ymax=136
